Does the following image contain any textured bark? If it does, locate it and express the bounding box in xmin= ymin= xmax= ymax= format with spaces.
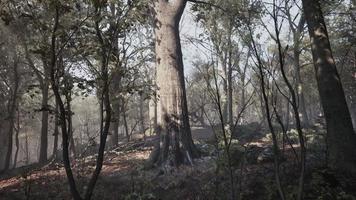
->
xmin=110 ymin=121 xmax=119 ymax=146
xmin=0 ymin=120 xmax=11 ymax=171
xmin=52 ymin=100 xmax=59 ymax=159
xmin=351 ymin=50 xmax=356 ymax=130
xmin=110 ymin=100 xmax=120 ymax=147
xmin=226 ymin=20 xmax=234 ymax=133
xmin=238 ymin=49 xmax=249 ymax=124
xmin=149 ymin=0 xmax=198 ymax=166
xmin=13 ymin=110 xmax=20 ymax=168
xmin=67 ymin=96 xmax=77 ymax=158
xmin=302 ymin=0 xmax=356 ymax=174
xmin=139 ymin=94 xmax=146 ymax=140
xmin=39 ymin=73 xmax=49 ymax=163
xmin=122 ymin=102 xmax=130 ymax=142
xmin=352 ymin=103 xmax=356 ymax=131
xmin=108 ymin=3 xmax=122 ymax=147
xmin=110 ymin=94 xmax=121 ymax=147
xmin=149 ymin=96 xmax=157 ymax=135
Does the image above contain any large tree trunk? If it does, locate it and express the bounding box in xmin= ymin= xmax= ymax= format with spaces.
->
xmin=110 ymin=101 xmax=120 ymax=147
xmin=351 ymin=53 xmax=356 ymax=130
xmin=351 ymin=53 xmax=356 ymax=129
xmin=149 ymin=0 xmax=199 ymax=166
xmin=302 ymin=0 xmax=356 ymax=174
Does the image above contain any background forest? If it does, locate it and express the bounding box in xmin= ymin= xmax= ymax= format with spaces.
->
xmin=0 ymin=0 xmax=356 ymax=199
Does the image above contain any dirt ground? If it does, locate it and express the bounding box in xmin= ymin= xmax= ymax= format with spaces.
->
xmin=1 ymin=128 xmax=356 ymax=200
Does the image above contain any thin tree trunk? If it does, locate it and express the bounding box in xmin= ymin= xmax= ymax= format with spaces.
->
xmin=149 ymin=94 xmax=158 ymax=136
xmin=48 ymin=7 xmax=82 ymax=200
xmin=67 ymin=101 xmax=77 ymax=158
xmin=25 ymin=131 xmax=29 ymax=165
xmin=285 ymin=97 xmax=290 ymax=129
xmin=4 ymin=120 xmax=14 ymax=171
xmin=139 ymin=94 xmax=146 ymax=140
xmin=13 ymin=109 xmax=20 ymax=168
xmin=272 ymin=3 xmax=306 ymax=198
xmin=238 ymin=49 xmax=249 ymax=124
xmin=83 ymin=6 xmax=112 ymax=199
xmin=4 ymin=55 xmax=20 ymax=171
xmin=227 ymin=55 xmax=233 ymax=133
xmin=285 ymin=4 xmax=310 ymax=128
xmin=294 ymin=48 xmax=310 ymax=128
xmin=39 ymin=70 xmax=49 ymax=163
xmin=52 ymin=100 xmax=59 ymax=159
xmin=249 ymin=24 xmax=286 ymax=200
xmin=122 ymin=102 xmax=130 ymax=142
xmin=210 ymin=63 xmax=236 ymax=199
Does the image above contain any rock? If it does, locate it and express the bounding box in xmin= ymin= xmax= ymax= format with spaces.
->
xmin=257 ymin=147 xmax=274 ymax=163
xmin=233 ymin=122 xmax=263 ymax=142
xmin=196 ymin=143 xmax=216 ymax=156
xmin=229 ymin=142 xmax=245 ymax=167
xmin=245 ymin=145 xmax=264 ymax=164
xmin=257 ymin=146 xmax=286 ymax=164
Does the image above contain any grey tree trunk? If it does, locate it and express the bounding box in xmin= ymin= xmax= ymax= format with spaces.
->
xmin=52 ymin=101 xmax=59 ymax=159
xmin=0 ymin=120 xmax=11 ymax=171
xmin=286 ymin=4 xmax=310 ymax=128
xmin=351 ymin=53 xmax=356 ymax=129
xmin=149 ymin=97 xmax=157 ymax=136
xmin=227 ymin=26 xmax=234 ymax=133
xmin=122 ymin=101 xmax=130 ymax=142
xmin=110 ymin=100 xmax=120 ymax=147
xmin=24 ymin=47 xmax=49 ymax=163
xmin=39 ymin=75 xmax=49 ymax=163
xmin=149 ymin=0 xmax=198 ymax=166
xmin=13 ymin=110 xmax=20 ymax=168
xmin=302 ymin=0 xmax=356 ymax=174
xmin=237 ymin=49 xmax=249 ymax=124
xmin=139 ymin=94 xmax=146 ymax=140
xmin=294 ymin=47 xmax=310 ymax=127
xmin=5 ymin=56 xmax=20 ymax=171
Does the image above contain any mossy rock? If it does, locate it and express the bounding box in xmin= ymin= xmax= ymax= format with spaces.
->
xmin=228 ymin=140 xmax=245 ymax=167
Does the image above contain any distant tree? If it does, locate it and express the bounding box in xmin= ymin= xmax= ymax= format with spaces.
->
xmin=0 ymin=24 xmax=23 ymax=171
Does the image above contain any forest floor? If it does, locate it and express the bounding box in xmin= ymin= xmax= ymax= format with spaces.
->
xmin=1 ymin=127 xmax=356 ymax=200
